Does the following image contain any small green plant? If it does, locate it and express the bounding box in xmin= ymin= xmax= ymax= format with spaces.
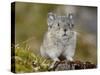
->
xmin=12 ymin=44 xmax=52 ymax=73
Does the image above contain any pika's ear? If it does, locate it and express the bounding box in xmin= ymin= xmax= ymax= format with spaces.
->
xmin=68 ymin=13 xmax=74 ymax=29
xmin=68 ymin=13 xmax=73 ymax=20
xmin=47 ymin=12 xmax=56 ymax=27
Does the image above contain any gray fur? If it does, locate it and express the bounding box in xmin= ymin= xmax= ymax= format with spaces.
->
xmin=40 ymin=12 xmax=77 ymax=62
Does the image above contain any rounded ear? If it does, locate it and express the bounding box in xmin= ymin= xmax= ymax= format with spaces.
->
xmin=47 ymin=12 xmax=56 ymax=27
xmin=68 ymin=13 xmax=73 ymax=20
xmin=68 ymin=13 xmax=74 ymax=29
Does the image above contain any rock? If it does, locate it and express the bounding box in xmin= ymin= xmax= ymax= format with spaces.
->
xmin=52 ymin=60 xmax=96 ymax=71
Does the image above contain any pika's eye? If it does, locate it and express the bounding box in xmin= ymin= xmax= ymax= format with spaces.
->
xmin=72 ymin=24 xmax=74 ymax=27
xmin=68 ymin=23 xmax=70 ymax=26
xmin=58 ymin=23 xmax=59 ymax=26
xmin=49 ymin=25 xmax=52 ymax=28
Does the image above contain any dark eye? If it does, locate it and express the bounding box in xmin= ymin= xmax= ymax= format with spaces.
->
xmin=49 ymin=25 xmax=52 ymax=28
xmin=58 ymin=23 xmax=59 ymax=26
xmin=72 ymin=24 xmax=74 ymax=27
xmin=68 ymin=23 xmax=70 ymax=26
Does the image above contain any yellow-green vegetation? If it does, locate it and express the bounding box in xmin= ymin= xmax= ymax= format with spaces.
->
xmin=13 ymin=45 xmax=52 ymax=73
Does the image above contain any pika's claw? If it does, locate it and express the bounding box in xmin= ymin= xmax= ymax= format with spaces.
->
xmin=48 ymin=61 xmax=60 ymax=71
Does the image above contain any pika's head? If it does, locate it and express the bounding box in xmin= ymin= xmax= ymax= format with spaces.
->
xmin=58 ymin=13 xmax=74 ymax=37
xmin=47 ymin=12 xmax=74 ymax=38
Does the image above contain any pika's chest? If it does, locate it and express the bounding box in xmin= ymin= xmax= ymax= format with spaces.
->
xmin=57 ymin=34 xmax=74 ymax=49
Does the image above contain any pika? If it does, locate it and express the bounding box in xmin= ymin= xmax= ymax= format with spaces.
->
xmin=40 ymin=12 xmax=77 ymax=68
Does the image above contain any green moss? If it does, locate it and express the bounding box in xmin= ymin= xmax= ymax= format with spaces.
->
xmin=13 ymin=46 xmax=51 ymax=73
xmin=15 ymin=64 xmax=33 ymax=73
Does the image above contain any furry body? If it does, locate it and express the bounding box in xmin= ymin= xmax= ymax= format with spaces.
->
xmin=40 ymin=12 xmax=77 ymax=62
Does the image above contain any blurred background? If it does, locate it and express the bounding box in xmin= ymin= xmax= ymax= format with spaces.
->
xmin=13 ymin=2 xmax=97 ymax=72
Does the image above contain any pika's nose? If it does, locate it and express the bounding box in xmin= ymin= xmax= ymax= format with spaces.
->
xmin=64 ymin=29 xmax=67 ymax=32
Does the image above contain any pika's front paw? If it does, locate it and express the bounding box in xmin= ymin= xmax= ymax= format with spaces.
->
xmin=48 ymin=61 xmax=60 ymax=71
xmin=66 ymin=56 xmax=73 ymax=61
